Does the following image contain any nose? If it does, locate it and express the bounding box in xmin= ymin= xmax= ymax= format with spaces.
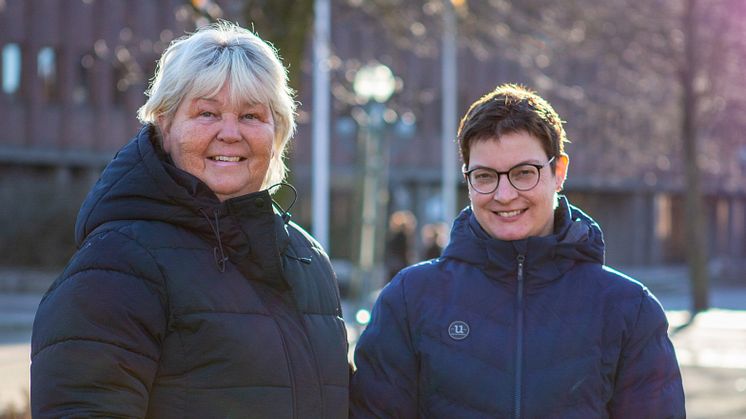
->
xmin=493 ymin=173 xmax=518 ymax=203
xmin=217 ymin=115 xmax=241 ymax=143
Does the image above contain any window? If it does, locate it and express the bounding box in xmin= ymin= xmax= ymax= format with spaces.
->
xmin=2 ymin=43 xmax=21 ymax=95
xmin=73 ymin=53 xmax=94 ymax=105
xmin=37 ymin=46 xmax=58 ymax=101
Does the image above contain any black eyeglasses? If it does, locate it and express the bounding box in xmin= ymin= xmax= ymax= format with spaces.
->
xmin=463 ymin=156 xmax=555 ymax=194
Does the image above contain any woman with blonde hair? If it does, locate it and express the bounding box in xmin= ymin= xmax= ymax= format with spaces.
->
xmin=32 ymin=22 xmax=348 ymax=418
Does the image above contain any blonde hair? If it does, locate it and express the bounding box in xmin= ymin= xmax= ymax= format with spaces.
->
xmin=138 ymin=21 xmax=296 ymax=190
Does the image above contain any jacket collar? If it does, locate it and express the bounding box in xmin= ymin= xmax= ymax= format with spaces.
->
xmin=442 ymin=196 xmax=605 ymax=287
xmin=76 ymin=125 xmax=291 ymax=290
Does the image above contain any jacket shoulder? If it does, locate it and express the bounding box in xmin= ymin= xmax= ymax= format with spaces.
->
xmin=397 ymin=258 xmax=458 ymax=287
xmin=569 ymin=263 xmax=669 ymax=331
xmin=286 ymin=220 xmax=327 ymax=254
xmin=572 ymin=262 xmax=651 ymax=296
xmin=54 ymin=220 xmax=171 ymax=295
xmin=380 ymin=259 xmax=452 ymax=309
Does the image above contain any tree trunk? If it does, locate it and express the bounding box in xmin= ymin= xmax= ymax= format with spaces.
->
xmin=241 ymin=0 xmax=314 ymax=93
xmin=681 ymin=0 xmax=709 ymax=313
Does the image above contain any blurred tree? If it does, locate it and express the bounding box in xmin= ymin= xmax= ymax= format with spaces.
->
xmin=679 ymin=0 xmax=709 ymax=313
xmin=238 ymin=0 xmax=315 ymax=93
xmin=593 ymin=0 xmax=744 ymax=313
xmin=188 ymin=0 xmax=314 ymax=92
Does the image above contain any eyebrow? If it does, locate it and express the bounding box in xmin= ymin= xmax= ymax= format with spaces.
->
xmin=190 ymin=98 xmax=220 ymax=108
xmin=192 ymin=97 xmax=265 ymax=109
xmin=469 ymin=159 xmax=545 ymax=170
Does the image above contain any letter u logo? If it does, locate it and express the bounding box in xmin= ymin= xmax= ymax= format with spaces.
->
xmin=448 ymin=320 xmax=470 ymax=340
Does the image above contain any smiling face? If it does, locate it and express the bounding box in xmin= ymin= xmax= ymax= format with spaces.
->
xmin=467 ymin=131 xmax=569 ymax=241
xmin=159 ymin=83 xmax=275 ymax=201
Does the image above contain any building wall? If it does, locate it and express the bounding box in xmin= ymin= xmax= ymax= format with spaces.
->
xmin=1 ymin=0 xmax=744 ymax=271
xmin=0 ymin=0 xmax=191 ymax=267
xmin=0 ymin=0 xmax=188 ymax=163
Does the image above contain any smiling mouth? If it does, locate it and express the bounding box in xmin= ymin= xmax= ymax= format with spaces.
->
xmin=495 ymin=209 xmax=525 ymax=218
xmin=210 ymin=156 xmax=245 ymax=162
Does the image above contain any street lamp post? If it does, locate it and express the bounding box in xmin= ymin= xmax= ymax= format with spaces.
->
xmin=311 ymin=0 xmax=331 ymax=249
xmin=351 ymin=63 xmax=396 ymax=320
xmin=442 ymin=0 xmax=459 ymax=231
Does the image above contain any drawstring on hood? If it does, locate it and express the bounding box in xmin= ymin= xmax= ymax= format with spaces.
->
xmin=200 ymin=208 xmax=228 ymax=272
xmin=268 ymin=182 xmax=298 ymax=224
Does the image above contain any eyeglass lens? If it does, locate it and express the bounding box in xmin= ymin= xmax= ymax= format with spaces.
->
xmin=468 ymin=164 xmax=540 ymax=193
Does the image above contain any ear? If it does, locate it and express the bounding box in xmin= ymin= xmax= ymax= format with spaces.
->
xmin=553 ymin=153 xmax=569 ymax=192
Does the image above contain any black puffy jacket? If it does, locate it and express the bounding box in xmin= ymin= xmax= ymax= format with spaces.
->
xmin=351 ymin=199 xmax=684 ymax=418
xmin=31 ymin=126 xmax=349 ymax=418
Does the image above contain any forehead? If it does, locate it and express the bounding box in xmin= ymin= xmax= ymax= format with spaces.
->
xmin=470 ymin=132 xmax=546 ymax=165
xmin=187 ymin=65 xmax=273 ymax=107
xmin=186 ymin=86 xmax=267 ymax=110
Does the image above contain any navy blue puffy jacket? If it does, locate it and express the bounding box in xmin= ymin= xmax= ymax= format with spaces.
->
xmin=351 ymin=198 xmax=684 ymax=418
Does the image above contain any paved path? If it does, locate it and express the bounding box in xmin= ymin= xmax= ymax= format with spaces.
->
xmin=681 ymin=366 xmax=746 ymax=419
xmin=2 ymin=287 xmax=746 ymax=416
xmin=667 ymin=310 xmax=746 ymax=419
xmin=0 ymin=338 xmax=30 ymax=411
xmin=0 ymin=292 xmax=36 ymax=410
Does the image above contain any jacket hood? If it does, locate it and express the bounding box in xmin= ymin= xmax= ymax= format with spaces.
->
xmin=76 ymin=125 xmax=220 ymax=243
xmin=442 ymin=196 xmax=605 ymax=286
xmin=75 ymin=125 xmax=291 ymax=288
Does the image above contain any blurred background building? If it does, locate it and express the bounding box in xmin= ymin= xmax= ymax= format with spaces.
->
xmin=1 ymin=0 xmax=745 ymax=289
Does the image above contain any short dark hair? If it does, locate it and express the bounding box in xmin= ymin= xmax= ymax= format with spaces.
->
xmin=457 ymin=84 xmax=568 ymax=169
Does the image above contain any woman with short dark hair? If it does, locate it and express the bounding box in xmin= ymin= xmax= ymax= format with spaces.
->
xmin=351 ymin=84 xmax=685 ymax=418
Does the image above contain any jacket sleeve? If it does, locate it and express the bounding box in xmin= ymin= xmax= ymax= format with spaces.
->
xmin=350 ymin=275 xmax=418 ymax=418
xmin=31 ymin=229 xmax=167 ymax=418
xmin=608 ymin=290 xmax=685 ymax=418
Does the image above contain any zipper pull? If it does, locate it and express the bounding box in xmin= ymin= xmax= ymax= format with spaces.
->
xmin=516 ymin=254 xmax=525 ymax=279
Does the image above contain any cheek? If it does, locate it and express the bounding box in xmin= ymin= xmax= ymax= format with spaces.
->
xmin=532 ymin=188 xmax=558 ymax=217
xmin=468 ymin=189 xmax=480 ymax=206
xmin=163 ymin=126 xmax=189 ymax=153
xmin=470 ymin=196 xmax=494 ymax=218
xmin=255 ymin=137 xmax=275 ymax=162
xmin=172 ymin=132 xmax=208 ymax=159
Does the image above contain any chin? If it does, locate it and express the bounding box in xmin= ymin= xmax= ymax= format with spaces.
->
xmin=485 ymin=222 xmax=533 ymax=241
xmin=493 ymin=232 xmax=529 ymax=241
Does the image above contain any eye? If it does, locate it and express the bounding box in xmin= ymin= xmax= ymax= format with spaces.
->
xmin=199 ymin=111 xmax=215 ymax=118
xmin=511 ymin=166 xmax=537 ymax=179
xmin=472 ymin=169 xmax=496 ymax=181
xmin=242 ymin=113 xmax=258 ymax=120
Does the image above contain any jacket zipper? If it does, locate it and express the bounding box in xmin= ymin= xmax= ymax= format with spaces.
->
xmin=514 ymin=254 xmax=525 ymax=419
